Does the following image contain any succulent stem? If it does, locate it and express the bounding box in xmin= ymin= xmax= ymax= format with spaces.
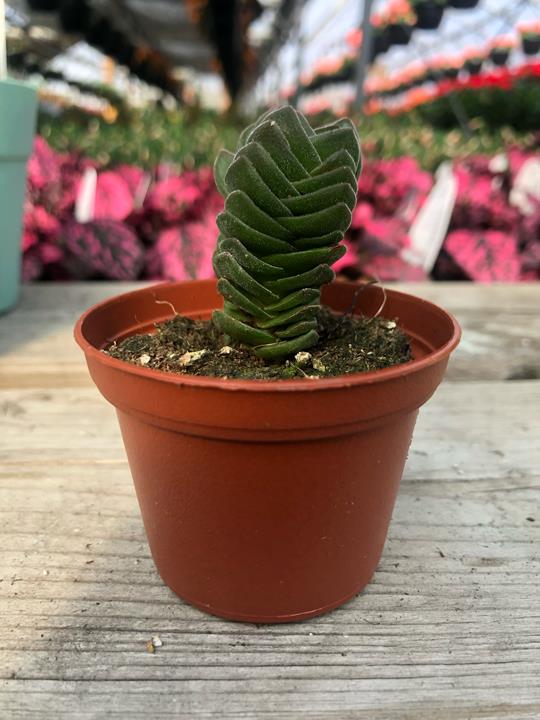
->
xmin=213 ymin=106 xmax=361 ymax=359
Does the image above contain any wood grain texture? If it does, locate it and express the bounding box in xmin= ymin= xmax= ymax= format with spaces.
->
xmin=0 ymin=282 xmax=539 ymax=387
xmin=0 ymin=283 xmax=539 ymax=719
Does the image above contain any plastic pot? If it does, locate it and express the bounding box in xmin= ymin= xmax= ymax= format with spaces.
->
xmin=464 ymin=59 xmax=483 ymax=75
xmin=448 ymin=0 xmax=478 ymax=7
xmin=414 ymin=2 xmax=444 ymax=30
xmin=331 ymin=63 xmax=355 ymax=84
xmin=388 ymin=23 xmax=413 ymax=46
xmin=75 ymin=279 xmax=460 ymax=623
xmin=0 ymin=80 xmax=37 ymax=314
xmin=371 ymin=27 xmax=391 ymax=60
xmin=313 ymin=64 xmax=354 ymax=90
xmin=522 ymin=37 xmax=540 ymax=56
xmin=490 ymin=48 xmax=509 ymax=66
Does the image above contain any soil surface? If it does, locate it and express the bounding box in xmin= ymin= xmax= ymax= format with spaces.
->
xmin=106 ymin=307 xmax=411 ymax=380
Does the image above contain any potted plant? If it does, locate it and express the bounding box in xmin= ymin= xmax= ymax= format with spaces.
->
xmin=0 ymin=68 xmax=38 ymax=313
xmin=332 ymin=54 xmax=356 ymax=84
xmin=370 ymin=13 xmax=391 ymax=60
xmin=387 ymin=0 xmax=417 ymax=46
xmin=442 ymin=55 xmax=461 ymax=80
xmin=400 ymin=61 xmax=428 ymax=89
xmin=518 ymin=21 xmax=540 ymax=56
xmin=430 ymin=54 xmax=457 ymax=82
xmin=75 ymin=106 xmax=460 ymax=623
xmin=489 ymin=35 xmax=516 ymax=66
xmin=410 ymin=0 xmax=445 ymax=31
xmin=313 ymin=54 xmax=355 ymax=87
xmin=462 ymin=47 xmax=485 ymax=75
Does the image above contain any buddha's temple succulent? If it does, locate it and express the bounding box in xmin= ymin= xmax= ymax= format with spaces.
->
xmin=212 ymin=106 xmax=361 ymax=359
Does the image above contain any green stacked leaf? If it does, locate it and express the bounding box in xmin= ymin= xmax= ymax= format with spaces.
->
xmin=212 ymin=106 xmax=361 ymax=359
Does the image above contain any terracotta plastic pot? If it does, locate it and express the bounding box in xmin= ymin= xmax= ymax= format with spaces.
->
xmin=75 ymin=280 xmax=460 ymax=623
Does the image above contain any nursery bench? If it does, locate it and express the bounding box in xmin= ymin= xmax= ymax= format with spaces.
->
xmin=0 ymin=282 xmax=539 ymax=719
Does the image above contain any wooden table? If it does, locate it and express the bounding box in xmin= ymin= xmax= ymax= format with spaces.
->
xmin=1 ymin=283 xmax=539 ymax=720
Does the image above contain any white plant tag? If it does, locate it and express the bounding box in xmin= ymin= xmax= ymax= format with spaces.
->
xmin=134 ymin=173 xmax=152 ymax=209
xmin=75 ymin=167 xmax=97 ymax=223
xmin=402 ymin=162 xmax=457 ymax=273
xmin=510 ymin=158 xmax=540 ymax=215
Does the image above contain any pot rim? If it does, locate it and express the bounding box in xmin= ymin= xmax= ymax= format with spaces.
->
xmin=74 ymin=280 xmax=461 ymax=394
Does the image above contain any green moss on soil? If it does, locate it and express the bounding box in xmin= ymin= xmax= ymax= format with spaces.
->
xmin=106 ymin=306 xmax=411 ymax=380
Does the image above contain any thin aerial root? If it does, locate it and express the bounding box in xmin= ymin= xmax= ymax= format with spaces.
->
xmin=153 ymin=296 xmax=179 ymax=316
xmin=345 ymin=279 xmax=378 ymax=318
xmin=366 ymin=279 xmax=387 ymax=324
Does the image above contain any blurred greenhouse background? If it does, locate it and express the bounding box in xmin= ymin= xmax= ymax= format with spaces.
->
xmin=4 ymin=0 xmax=540 ymax=283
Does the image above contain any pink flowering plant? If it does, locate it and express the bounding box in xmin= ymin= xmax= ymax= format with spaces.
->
xmin=22 ymin=135 xmax=539 ymax=284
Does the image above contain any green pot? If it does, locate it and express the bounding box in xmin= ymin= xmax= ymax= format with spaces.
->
xmin=0 ymin=79 xmax=38 ymax=314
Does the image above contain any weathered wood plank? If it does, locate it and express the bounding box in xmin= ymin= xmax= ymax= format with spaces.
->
xmin=0 ymin=284 xmax=143 ymax=390
xmin=0 ymin=283 xmax=539 ymax=386
xmin=0 ymin=379 xmax=539 ymax=718
xmin=1 ymin=283 xmax=539 ymax=718
xmin=0 ymin=681 xmax=539 ymax=720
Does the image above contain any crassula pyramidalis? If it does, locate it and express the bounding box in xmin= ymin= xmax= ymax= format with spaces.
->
xmin=212 ymin=106 xmax=361 ymax=359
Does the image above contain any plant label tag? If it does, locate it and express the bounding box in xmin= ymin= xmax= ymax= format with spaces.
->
xmin=75 ymin=167 xmax=97 ymax=224
xmin=510 ymin=158 xmax=540 ymax=215
xmin=402 ymin=161 xmax=457 ymax=273
xmin=134 ymin=173 xmax=152 ymax=209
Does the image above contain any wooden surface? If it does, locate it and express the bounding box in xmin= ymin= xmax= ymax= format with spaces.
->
xmin=1 ymin=282 xmax=539 ymax=720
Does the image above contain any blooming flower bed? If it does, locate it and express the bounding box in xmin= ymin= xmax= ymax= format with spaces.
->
xmin=23 ymin=136 xmax=539 ymax=284
xmin=367 ymin=62 xmax=540 ymax=123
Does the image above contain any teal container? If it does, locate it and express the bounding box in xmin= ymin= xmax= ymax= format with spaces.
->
xmin=0 ymin=79 xmax=38 ymax=314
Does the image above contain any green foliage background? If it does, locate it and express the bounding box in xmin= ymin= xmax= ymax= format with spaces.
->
xmin=415 ymin=79 xmax=540 ymax=133
xmin=38 ymin=83 xmax=537 ymax=173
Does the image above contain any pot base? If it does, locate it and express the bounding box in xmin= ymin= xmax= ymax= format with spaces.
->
xmin=164 ymin=576 xmax=376 ymax=624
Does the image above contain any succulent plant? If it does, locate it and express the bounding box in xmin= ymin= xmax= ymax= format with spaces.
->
xmin=212 ymin=106 xmax=361 ymax=359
